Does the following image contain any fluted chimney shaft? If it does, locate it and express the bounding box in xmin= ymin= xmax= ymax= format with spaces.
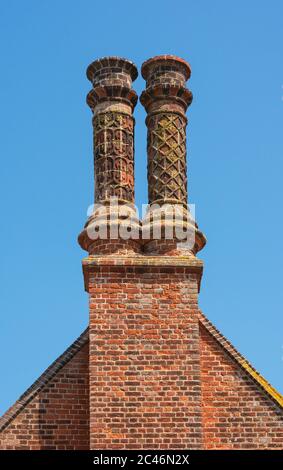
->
xmin=86 ymin=57 xmax=138 ymax=205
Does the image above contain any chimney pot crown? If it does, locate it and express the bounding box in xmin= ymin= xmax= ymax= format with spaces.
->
xmin=86 ymin=56 xmax=138 ymax=85
xmin=141 ymin=55 xmax=191 ymax=85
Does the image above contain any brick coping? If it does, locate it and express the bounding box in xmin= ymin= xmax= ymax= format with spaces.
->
xmin=82 ymin=255 xmax=204 ymax=292
xmin=82 ymin=254 xmax=203 ymax=267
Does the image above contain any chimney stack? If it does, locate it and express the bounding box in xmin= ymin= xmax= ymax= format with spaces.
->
xmin=80 ymin=55 xmax=205 ymax=450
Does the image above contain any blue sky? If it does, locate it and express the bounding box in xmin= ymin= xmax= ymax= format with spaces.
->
xmin=0 ymin=0 xmax=283 ymax=415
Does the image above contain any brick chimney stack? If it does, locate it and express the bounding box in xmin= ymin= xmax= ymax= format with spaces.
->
xmin=80 ymin=55 xmax=205 ymax=450
xmin=140 ymin=55 xmax=205 ymax=255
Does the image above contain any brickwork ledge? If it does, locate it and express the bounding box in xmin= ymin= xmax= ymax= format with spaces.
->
xmin=82 ymin=254 xmax=203 ymax=293
xmin=82 ymin=254 xmax=203 ymax=268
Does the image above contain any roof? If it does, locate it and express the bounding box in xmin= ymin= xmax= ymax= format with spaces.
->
xmin=0 ymin=328 xmax=89 ymax=432
xmin=199 ymin=311 xmax=283 ymax=409
xmin=1 ymin=313 xmax=282 ymax=433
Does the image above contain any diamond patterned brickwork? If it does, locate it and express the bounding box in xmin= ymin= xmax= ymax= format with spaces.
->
xmin=140 ymin=56 xmax=193 ymax=209
xmin=147 ymin=112 xmax=187 ymax=205
xmin=140 ymin=55 xmax=206 ymax=255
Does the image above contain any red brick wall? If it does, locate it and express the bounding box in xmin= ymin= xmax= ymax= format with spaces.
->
xmin=0 ymin=344 xmax=89 ymax=450
xmin=200 ymin=324 xmax=283 ymax=449
xmin=88 ymin=264 xmax=202 ymax=449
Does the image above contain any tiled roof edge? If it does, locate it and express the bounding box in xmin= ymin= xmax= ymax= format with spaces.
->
xmin=199 ymin=311 xmax=283 ymax=410
xmin=0 ymin=328 xmax=89 ymax=432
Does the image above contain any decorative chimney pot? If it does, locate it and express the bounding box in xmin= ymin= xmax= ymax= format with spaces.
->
xmin=78 ymin=57 xmax=141 ymax=255
xmin=140 ymin=55 xmax=206 ymax=255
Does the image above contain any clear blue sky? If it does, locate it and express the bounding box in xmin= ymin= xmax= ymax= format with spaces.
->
xmin=0 ymin=0 xmax=282 ymax=415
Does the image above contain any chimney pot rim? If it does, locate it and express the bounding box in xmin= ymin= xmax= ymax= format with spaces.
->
xmin=86 ymin=56 xmax=138 ymax=82
xmin=141 ymin=55 xmax=191 ymax=80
